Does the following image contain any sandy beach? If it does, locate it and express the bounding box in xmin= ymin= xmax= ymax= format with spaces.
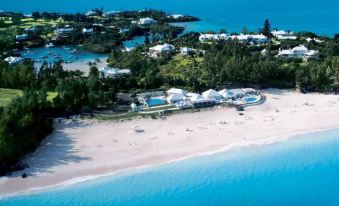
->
xmin=1 ymin=89 xmax=339 ymax=197
xmin=62 ymin=57 xmax=108 ymax=75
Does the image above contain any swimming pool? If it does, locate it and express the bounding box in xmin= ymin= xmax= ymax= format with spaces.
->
xmin=243 ymin=95 xmax=261 ymax=104
xmin=146 ymin=97 xmax=166 ymax=107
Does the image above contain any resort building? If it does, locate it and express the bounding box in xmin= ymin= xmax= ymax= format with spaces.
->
xmin=231 ymin=34 xmax=269 ymax=45
xmin=199 ymin=33 xmax=231 ymax=42
xmin=4 ymin=56 xmax=24 ymax=65
xmin=306 ymin=37 xmax=323 ymax=43
xmin=99 ymin=66 xmax=131 ymax=78
xmin=82 ymin=28 xmax=94 ymax=35
xmin=180 ymin=47 xmax=195 ymax=56
xmin=228 ymin=89 xmax=246 ymax=99
xmin=85 ymin=10 xmax=99 ymax=17
xmin=167 ymin=88 xmax=187 ymax=96
xmin=199 ymin=33 xmax=268 ymax=45
xmin=171 ymin=14 xmax=184 ymax=19
xmin=167 ymin=93 xmax=186 ymax=104
xmin=218 ymin=89 xmax=232 ymax=100
xmin=180 ymin=47 xmax=205 ymax=56
xmin=149 ymin=44 xmax=176 ymax=58
xmin=271 ymin=30 xmax=297 ymax=40
xmin=54 ymin=25 xmax=74 ymax=38
xmin=119 ymin=28 xmax=130 ymax=34
xmin=278 ymin=45 xmax=319 ymax=60
xmin=137 ymin=17 xmax=156 ymax=25
xmin=15 ymin=34 xmax=28 ymax=41
xmin=103 ymin=11 xmax=120 ymax=17
xmin=202 ymin=89 xmax=222 ymax=102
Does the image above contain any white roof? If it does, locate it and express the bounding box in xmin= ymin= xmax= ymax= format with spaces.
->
xmin=119 ymin=69 xmax=131 ymax=74
xmin=172 ymin=14 xmax=183 ymax=19
xmin=202 ymin=89 xmax=221 ymax=99
xmin=4 ymin=56 xmax=24 ymax=64
xmin=167 ymin=93 xmax=185 ymax=102
xmin=199 ymin=33 xmax=230 ymax=41
xmin=190 ymin=93 xmax=204 ymax=102
xmin=180 ymin=47 xmax=194 ymax=52
xmin=305 ymin=50 xmax=319 ymax=56
xmin=229 ymin=89 xmax=245 ymax=95
xmin=292 ymin=45 xmax=308 ymax=52
xmin=167 ymin=88 xmax=187 ymax=95
xmin=276 ymin=35 xmax=297 ymax=40
xmin=218 ymin=89 xmax=230 ymax=96
xmin=271 ymin=30 xmax=289 ymax=36
xmin=150 ymin=44 xmax=175 ymax=52
xmin=138 ymin=17 xmax=156 ymax=25
xmin=82 ymin=28 xmax=94 ymax=33
xmin=99 ymin=66 xmax=120 ymax=75
xmin=278 ymin=49 xmax=293 ymax=55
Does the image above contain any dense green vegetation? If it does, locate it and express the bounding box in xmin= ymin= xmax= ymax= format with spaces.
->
xmin=0 ymin=89 xmax=53 ymax=174
xmin=0 ymin=9 xmax=197 ymax=53
xmin=108 ymin=29 xmax=339 ymax=93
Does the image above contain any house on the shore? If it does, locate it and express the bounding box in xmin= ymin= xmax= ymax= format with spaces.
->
xmin=99 ymin=66 xmax=131 ymax=78
xmin=202 ymin=89 xmax=222 ymax=102
xmin=199 ymin=33 xmax=231 ymax=42
xmin=199 ymin=33 xmax=268 ymax=45
xmin=103 ymin=11 xmax=120 ymax=17
xmin=54 ymin=25 xmax=74 ymax=38
xmin=149 ymin=44 xmax=176 ymax=58
xmin=231 ymin=34 xmax=269 ymax=45
xmin=271 ymin=30 xmax=297 ymax=40
xmin=4 ymin=56 xmax=24 ymax=65
xmin=278 ymin=45 xmax=319 ymax=60
xmin=167 ymin=93 xmax=186 ymax=104
xmin=82 ymin=28 xmax=94 ymax=35
xmin=137 ymin=17 xmax=156 ymax=25
xmin=15 ymin=34 xmax=28 ymax=41
xmin=180 ymin=47 xmax=205 ymax=56
xmin=167 ymin=88 xmax=187 ymax=96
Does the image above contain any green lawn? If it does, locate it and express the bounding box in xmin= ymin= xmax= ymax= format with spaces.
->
xmin=0 ymin=17 xmax=64 ymax=31
xmin=0 ymin=88 xmax=58 ymax=107
xmin=0 ymin=88 xmax=23 ymax=107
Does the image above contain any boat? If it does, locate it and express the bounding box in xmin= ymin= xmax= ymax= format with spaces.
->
xmin=70 ymin=49 xmax=77 ymax=54
xmin=45 ymin=43 xmax=55 ymax=48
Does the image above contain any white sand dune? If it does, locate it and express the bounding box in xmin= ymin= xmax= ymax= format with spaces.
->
xmin=1 ymin=89 xmax=339 ymax=196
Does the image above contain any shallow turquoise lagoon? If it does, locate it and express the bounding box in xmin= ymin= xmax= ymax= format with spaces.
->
xmin=2 ymin=129 xmax=339 ymax=205
xmin=19 ymin=46 xmax=107 ymax=64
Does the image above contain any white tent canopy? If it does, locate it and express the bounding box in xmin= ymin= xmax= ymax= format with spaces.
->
xmin=167 ymin=93 xmax=186 ymax=104
xmin=218 ymin=89 xmax=231 ymax=98
xmin=189 ymin=93 xmax=204 ymax=102
xmin=167 ymin=88 xmax=187 ymax=96
xmin=202 ymin=89 xmax=222 ymax=100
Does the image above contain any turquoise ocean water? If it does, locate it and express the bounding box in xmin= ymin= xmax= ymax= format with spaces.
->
xmin=1 ymin=0 xmax=339 ymax=35
xmin=1 ymin=129 xmax=339 ymax=205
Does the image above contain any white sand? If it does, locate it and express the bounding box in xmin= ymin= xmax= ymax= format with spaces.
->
xmin=1 ymin=89 xmax=339 ymax=197
xmin=62 ymin=57 xmax=108 ymax=75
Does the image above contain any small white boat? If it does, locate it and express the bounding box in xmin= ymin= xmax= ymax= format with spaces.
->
xmin=70 ymin=49 xmax=77 ymax=54
xmin=45 ymin=43 xmax=55 ymax=48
